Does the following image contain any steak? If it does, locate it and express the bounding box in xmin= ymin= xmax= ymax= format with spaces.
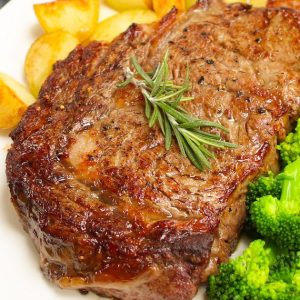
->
xmin=267 ymin=0 xmax=300 ymax=10
xmin=6 ymin=0 xmax=300 ymax=299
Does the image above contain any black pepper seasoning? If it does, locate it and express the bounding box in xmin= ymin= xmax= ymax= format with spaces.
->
xmin=257 ymin=107 xmax=266 ymax=114
xmin=198 ymin=76 xmax=205 ymax=85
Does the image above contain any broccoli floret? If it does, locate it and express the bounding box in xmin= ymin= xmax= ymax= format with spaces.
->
xmin=246 ymin=172 xmax=284 ymax=207
xmin=245 ymin=172 xmax=285 ymax=237
xmin=207 ymin=240 xmax=271 ymax=300
xmin=250 ymin=158 xmax=300 ymax=250
xmin=207 ymin=240 xmax=300 ymax=300
xmin=269 ymin=250 xmax=300 ymax=284
xmin=261 ymin=250 xmax=300 ymax=299
xmin=277 ymin=119 xmax=300 ymax=165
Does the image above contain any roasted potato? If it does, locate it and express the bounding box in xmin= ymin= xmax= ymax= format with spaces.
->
xmin=34 ymin=0 xmax=100 ymax=41
xmin=90 ymin=9 xmax=157 ymax=42
xmin=153 ymin=0 xmax=186 ymax=18
xmin=250 ymin=0 xmax=267 ymax=6
xmin=105 ymin=0 xmax=152 ymax=11
xmin=185 ymin=0 xmax=196 ymax=9
xmin=0 ymin=73 xmax=35 ymax=129
xmin=25 ymin=31 xmax=79 ymax=97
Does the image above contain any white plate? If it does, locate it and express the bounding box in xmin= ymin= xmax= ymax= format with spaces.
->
xmin=0 ymin=1 xmax=249 ymax=299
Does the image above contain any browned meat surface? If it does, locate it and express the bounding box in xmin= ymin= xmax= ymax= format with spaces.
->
xmin=6 ymin=0 xmax=300 ymax=299
xmin=268 ymin=0 xmax=300 ymax=10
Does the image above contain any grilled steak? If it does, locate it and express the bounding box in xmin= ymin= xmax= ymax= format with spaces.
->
xmin=267 ymin=0 xmax=300 ymax=10
xmin=6 ymin=0 xmax=300 ymax=299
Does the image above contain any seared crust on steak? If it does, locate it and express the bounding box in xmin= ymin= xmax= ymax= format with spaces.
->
xmin=268 ymin=0 xmax=300 ymax=10
xmin=6 ymin=0 xmax=300 ymax=299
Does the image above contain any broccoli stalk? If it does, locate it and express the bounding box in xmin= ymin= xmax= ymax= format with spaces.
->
xmin=207 ymin=240 xmax=300 ymax=300
xmin=277 ymin=119 xmax=300 ymax=165
xmin=250 ymin=158 xmax=300 ymax=250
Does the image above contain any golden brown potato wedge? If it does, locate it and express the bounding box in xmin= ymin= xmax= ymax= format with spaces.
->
xmin=153 ymin=0 xmax=185 ymax=18
xmin=0 ymin=73 xmax=35 ymax=129
xmin=25 ymin=31 xmax=79 ymax=98
xmin=250 ymin=0 xmax=267 ymax=6
xmin=34 ymin=0 xmax=100 ymax=41
xmin=0 ymin=73 xmax=36 ymax=106
xmin=185 ymin=0 xmax=196 ymax=9
xmin=90 ymin=9 xmax=157 ymax=42
xmin=105 ymin=0 xmax=152 ymax=11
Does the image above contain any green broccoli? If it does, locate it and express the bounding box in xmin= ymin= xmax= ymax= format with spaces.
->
xmin=250 ymin=158 xmax=300 ymax=250
xmin=277 ymin=119 xmax=300 ymax=165
xmin=245 ymin=172 xmax=286 ymax=237
xmin=269 ymin=250 xmax=300 ymax=285
xmin=259 ymin=249 xmax=300 ymax=299
xmin=207 ymin=240 xmax=300 ymax=300
xmin=207 ymin=240 xmax=271 ymax=300
xmin=246 ymin=172 xmax=284 ymax=207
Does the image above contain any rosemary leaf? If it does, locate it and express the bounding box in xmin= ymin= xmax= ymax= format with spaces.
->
xmin=156 ymin=102 xmax=190 ymax=123
xmin=180 ymin=128 xmax=237 ymax=149
xmin=149 ymin=105 xmax=159 ymax=127
xmin=180 ymin=97 xmax=195 ymax=102
xmin=164 ymin=115 xmax=172 ymax=150
xmin=130 ymin=56 xmax=153 ymax=87
xmin=181 ymin=137 xmax=204 ymax=171
xmin=180 ymin=120 xmax=229 ymax=132
xmin=157 ymin=109 xmax=165 ymax=135
xmin=152 ymin=63 xmax=165 ymax=96
xmin=145 ymin=97 xmax=152 ymax=119
xmin=196 ymin=130 xmax=221 ymax=140
xmin=152 ymin=63 xmax=161 ymax=81
xmin=197 ymin=143 xmax=215 ymax=159
xmin=184 ymin=135 xmax=211 ymax=169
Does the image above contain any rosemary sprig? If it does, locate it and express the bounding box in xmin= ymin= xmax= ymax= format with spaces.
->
xmin=117 ymin=50 xmax=237 ymax=170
